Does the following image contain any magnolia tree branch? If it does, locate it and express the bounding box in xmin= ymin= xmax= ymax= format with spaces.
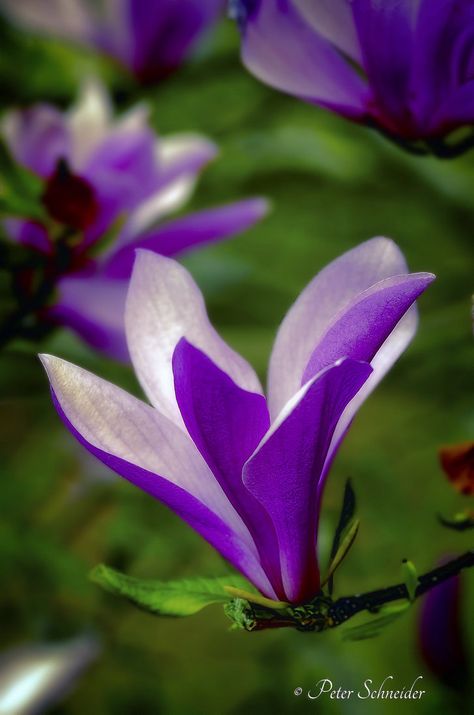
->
xmin=0 ymin=235 xmax=73 ymax=349
xmin=225 ymin=550 xmax=474 ymax=632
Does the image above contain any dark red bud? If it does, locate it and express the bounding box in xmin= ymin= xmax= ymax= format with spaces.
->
xmin=42 ymin=159 xmax=98 ymax=231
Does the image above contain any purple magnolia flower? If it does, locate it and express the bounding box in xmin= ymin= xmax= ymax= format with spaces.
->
xmin=41 ymin=238 xmax=434 ymax=603
xmin=2 ymin=80 xmax=267 ymax=359
xmin=1 ymin=0 xmax=225 ymax=83
xmin=419 ymin=570 xmax=469 ymax=691
xmin=234 ymin=0 xmax=474 ymax=145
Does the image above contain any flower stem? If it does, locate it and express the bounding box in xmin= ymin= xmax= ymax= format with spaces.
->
xmin=226 ymin=551 xmax=474 ymax=632
xmin=328 ymin=550 xmax=474 ymax=626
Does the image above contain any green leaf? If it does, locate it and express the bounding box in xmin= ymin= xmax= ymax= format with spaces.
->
xmin=341 ymin=602 xmax=411 ymax=641
xmin=0 ymin=140 xmax=45 ymax=221
xmin=90 ymin=564 xmax=253 ymax=617
xmin=438 ymin=511 xmax=474 ymax=531
xmin=401 ymin=559 xmax=419 ymax=602
xmin=322 ymin=518 xmax=360 ymax=588
xmin=327 ymin=478 xmax=356 ymax=595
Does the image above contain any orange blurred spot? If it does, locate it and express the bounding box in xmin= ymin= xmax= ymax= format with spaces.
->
xmin=439 ymin=441 xmax=474 ymax=496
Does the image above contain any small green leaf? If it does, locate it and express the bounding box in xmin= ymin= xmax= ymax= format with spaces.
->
xmin=322 ymin=518 xmax=360 ymax=588
xmin=87 ymin=214 xmax=127 ymax=257
xmin=401 ymin=559 xmax=419 ymax=602
xmin=0 ymin=140 xmax=45 ymax=221
xmin=328 ymin=478 xmax=356 ymax=594
xmin=90 ymin=564 xmax=253 ymax=617
xmin=438 ymin=511 xmax=474 ymax=531
xmin=342 ymin=602 xmax=411 ymax=641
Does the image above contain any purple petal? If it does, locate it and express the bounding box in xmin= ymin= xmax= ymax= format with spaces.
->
xmin=125 ymin=251 xmax=263 ymax=427
xmin=3 ymin=105 xmax=70 ymax=177
xmin=40 ymin=354 xmax=275 ymax=596
xmin=126 ymin=0 xmax=224 ymax=82
xmin=155 ymin=134 xmax=217 ymax=196
xmin=268 ymin=237 xmax=420 ymax=419
xmin=172 ymin=339 xmax=285 ymax=597
xmin=46 ymin=273 xmax=130 ymax=361
xmin=351 ymin=0 xmax=416 ymax=134
xmin=419 ymin=571 xmax=468 ymax=690
xmin=5 ymin=220 xmax=50 ymax=253
xmin=103 ymin=198 xmax=268 ymax=279
xmin=293 ymin=0 xmax=362 ymax=63
xmin=66 ymin=78 xmax=113 ymax=169
xmin=302 ymin=273 xmax=435 ymax=383
xmin=109 ymin=134 xmax=218 ymax=250
xmin=244 ymin=359 xmax=372 ymax=603
xmin=239 ymin=0 xmax=369 ymax=119
xmin=82 ymin=126 xmax=161 ymax=243
xmin=411 ymin=0 xmax=474 ymax=133
xmin=431 ymin=82 xmax=474 ymax=134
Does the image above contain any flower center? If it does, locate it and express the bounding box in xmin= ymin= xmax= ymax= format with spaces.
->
xmin=42 ymin=158 xmax=98 ymax=231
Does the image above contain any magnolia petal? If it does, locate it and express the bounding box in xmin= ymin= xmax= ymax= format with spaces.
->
xmin=320 ymin=302 xmax=420 ymax=482
xmin=173 ymin=339 xmax=285 ymax=597
xmin=239 ymin=0 xmax=368 ymax=117
xmin=308 ymin=271 xmax=435 ymax=479
xmin=268 ymin=237 xmax=415 ymax=419
xmin=40 ymin=354 xmax=273 ymax=596
xmin=82 ymin=126 xmax=161 ymax=243
xmin=302 ymin=272 xmax=435 ymax=382
xmin=126 ymin=0 xmax=224 ymax=81
xmin=419 ymin=570 xmax=468 ymax=689
xmin=2 ymin=105 xmax=70 ymax=177
xmin=293 ymin=0 xmax=362 ymax=63
xmin=47 ymin=273 xmax=130 ymax=362
xmin=351 ymin=0 xmax=416 ymax=130
xmin=244 ymin=358 xmax=372 ymax=603
xmin=114 ymin=134 xmax=218 ymax=244
xmin=104 ymin=199 xmax=268 ymax=278
xmin=412 ymin=0 xmax=474 ymax=131
xmin=125 ymin=251 xmax=263 ymax=426
xmin=67 ymin=79 xmax=113 ymax=170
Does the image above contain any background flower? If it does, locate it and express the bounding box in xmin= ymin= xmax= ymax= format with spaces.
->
xmin=41 ymin=239 xmax=433 ymax=603
xmin=2 ymin=79 xmax=267 ymax=359
xmin=234 ymin=0 xmax=474 ymax=147
xmin=418 ymin=569 xmax=470 ymax=692
xmin=0 ymin=635 xmax=100 ymax=715
xmin=0 ymin=0 xmax=226 ymax=83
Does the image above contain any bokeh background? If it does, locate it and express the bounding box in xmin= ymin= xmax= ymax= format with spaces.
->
xmin=0 ymin=10 xmax=473 ymax=715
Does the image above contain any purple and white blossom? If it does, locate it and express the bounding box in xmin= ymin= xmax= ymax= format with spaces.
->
xmin=0 ymin=0 xmax=225 ymax=83
xmin=41 ymin=238 xmax=434 ymax=604
xmin=234 ymin=0 xmax=474 ymax=143
xmin=2 ymin=80 xmax=267 ymax=359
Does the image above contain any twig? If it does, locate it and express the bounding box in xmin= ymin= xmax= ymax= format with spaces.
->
xmin=225 ymin=551 xmax=474 ymax=632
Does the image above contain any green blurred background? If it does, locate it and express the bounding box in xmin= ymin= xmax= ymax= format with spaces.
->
xmin=0 ymin=13 xmax=473 ymax=715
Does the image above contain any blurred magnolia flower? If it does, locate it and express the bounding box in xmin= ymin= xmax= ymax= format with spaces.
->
xmin=0 ymin=0 xmax=225 ymax=83
xmin=0 ymin=635 xmax=99 ymax=715
xmin=41 ymin=238 xmax=433 ymax=603
xmin=2 ymin=80 xmax=267 ymax=359
xmin=233 ymin=0 xmax=474 ymax=150
xmin=419 ymin=570 xmax=469 ymax=691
